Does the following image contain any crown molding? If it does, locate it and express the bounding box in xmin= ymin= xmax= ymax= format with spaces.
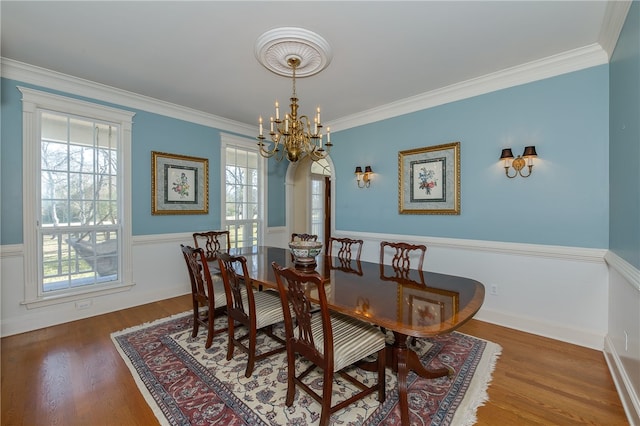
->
xmin=0 ymin=58 xmax=256 ymax=137
xmin=2 ymin=39 xmax=611 ymax=136
xmin=328 ymin=44 xmax=609 ymax=132
xmin=598 ymin=0 xmax=633 ymax=59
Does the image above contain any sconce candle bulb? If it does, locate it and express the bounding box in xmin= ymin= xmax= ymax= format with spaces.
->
xmin=500 ymin=146 xmax=537 ymax=178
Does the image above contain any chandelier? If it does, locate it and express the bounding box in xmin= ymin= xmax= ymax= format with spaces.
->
xmin=257 ymin=57 xmax=331 ymax=162
xmin=254 ymin=27 xmax=334 ymax=163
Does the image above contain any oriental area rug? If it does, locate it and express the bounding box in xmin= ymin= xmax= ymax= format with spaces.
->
xmin=112 ymin=312 xmax=501 ymax=426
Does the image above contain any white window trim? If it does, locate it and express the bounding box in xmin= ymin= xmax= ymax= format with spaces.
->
xmin=18 ymin=87 xmax=136 ymax=309
xmin=220 ymin=133 xmax=266 ymax=246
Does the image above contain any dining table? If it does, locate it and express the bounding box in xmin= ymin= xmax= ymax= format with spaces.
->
xmin=215 ymin=245 xmax=485 ymax=424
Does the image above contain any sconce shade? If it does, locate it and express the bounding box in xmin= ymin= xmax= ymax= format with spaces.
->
xmin=523 ymin=146 xmax=538 ymax=158
xmin=500 ymin=148 xmax=514 ymax=160
xmin=355 ymin=166 xmax=363 ymax=174
xmin=364 ymin=166 xmax=373 ymax=173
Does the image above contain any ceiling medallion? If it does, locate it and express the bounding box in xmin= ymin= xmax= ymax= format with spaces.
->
xmin=255 ymin=27 xmax=332 ymax=77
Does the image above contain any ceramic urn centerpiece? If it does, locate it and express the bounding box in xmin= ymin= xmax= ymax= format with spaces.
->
xmin=288 ymin=240 xmax=323 ymax=269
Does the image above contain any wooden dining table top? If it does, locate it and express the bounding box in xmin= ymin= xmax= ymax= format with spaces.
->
xmin=221 ymin=245 xmax=485 ymax=338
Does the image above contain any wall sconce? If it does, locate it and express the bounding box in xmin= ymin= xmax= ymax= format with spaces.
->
xmin=499 ymin=146 xmax=538 ymax=178
xmin=354 ymin=166 xmax=373 ymax=188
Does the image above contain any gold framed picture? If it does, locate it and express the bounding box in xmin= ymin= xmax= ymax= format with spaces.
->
xmin=398 ymin=142 xmax=460 ymax=214
xmin=151 ymin=151 xmax=209 ymax=215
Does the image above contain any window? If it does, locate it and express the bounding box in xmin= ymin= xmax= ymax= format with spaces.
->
xmin=221 ymin=134 xmax=264 ymax=249
xmin=310 ymin=176 xmax=324 ymax=238
xmin=20 ymin=87 xmax=135 ymax=308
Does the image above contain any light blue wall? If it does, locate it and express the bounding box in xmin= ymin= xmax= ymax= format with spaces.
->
xmin=0 ymin=79 xmax=233 ymax=244
xmin=610 ymin=0 xmax=640 ymax=269
xmin=0 ymin=79 xmax=24 ymax=244
xmin=1 ymin=65 xmax=610 ymax=249
xmin=267 ymin=158 xmax=287 ymax=227
xmin=331 ymin=65 xmax=610 ymax=248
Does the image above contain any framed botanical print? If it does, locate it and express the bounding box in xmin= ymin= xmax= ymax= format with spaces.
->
xmin=398 ymin=142 xmax=460 ymax=214
xmin=151 ymin=151 xmax=209 ymax=215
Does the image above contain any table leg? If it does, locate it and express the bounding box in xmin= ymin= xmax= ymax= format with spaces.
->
xmin=390 ymin=333 xmax=452 ymax=425
xmin=358 ymin=332 xmax=452 ymax=425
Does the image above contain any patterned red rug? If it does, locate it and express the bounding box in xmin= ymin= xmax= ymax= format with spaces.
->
xmin=112 ymin=312 xmax=500 ymax=425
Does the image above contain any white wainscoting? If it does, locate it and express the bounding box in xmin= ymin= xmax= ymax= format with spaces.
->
xmin=337 ymin=230 xmax=609 ymax=350
xmin=604 ymin=251 xmax=640 ymax=425
xmin=0 ymin=230 xmax=608 ymax=348
xmin=0 ymin=233 xmax=194 ymax=337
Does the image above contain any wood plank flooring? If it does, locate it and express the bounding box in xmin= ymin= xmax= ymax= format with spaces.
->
xmin=1 ymin=295 xmax=629 ymax=425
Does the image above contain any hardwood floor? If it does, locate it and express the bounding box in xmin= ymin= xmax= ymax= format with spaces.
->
xmin=1 ymin=295 xmax=629 ymax=425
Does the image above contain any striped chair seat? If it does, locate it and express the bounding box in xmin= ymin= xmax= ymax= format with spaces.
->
xmin=211 ymin=277 xmax=228 ymax=308
xmin=297 ymin=312 xmax=386 ymax=372
xmin=245 ymin=290 xmax=285 ymax=329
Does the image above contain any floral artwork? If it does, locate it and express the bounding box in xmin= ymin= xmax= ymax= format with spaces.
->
xmin=165 ymin=166 xmax=196 ymax=203
xmin=411 ymin=159 xmax=444 ymax=201
xmin=418 ymin=167 xmax=438 ymax=195
xmin=398 ymin=142 xmax=460 ymax=214
xmin=171 ymin=171 xmax=191 ymax=199
xmin=152 ymin=151 xmax=208 ymax=215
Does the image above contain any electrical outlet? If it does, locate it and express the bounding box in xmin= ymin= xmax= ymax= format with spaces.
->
xmin=75 ymin=299 xmax=92 ymax=310
xmin=490 ymin=285 xmax=498 ymax=296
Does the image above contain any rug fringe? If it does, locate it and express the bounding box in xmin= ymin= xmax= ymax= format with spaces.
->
xmin=110 ymin=310 xmax=191 ymax=337
xmin=451 ymin=340 xmax=503 ymax=426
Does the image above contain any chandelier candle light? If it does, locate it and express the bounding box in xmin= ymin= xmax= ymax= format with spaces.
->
xmin=257 ymin=57 xmax=331 ymax=162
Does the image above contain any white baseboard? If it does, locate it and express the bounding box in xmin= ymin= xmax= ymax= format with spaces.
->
xmin=604 ymin=335 xmax=640 ymax=426
xmin=475 ymin=307 xmax=605 ymax=350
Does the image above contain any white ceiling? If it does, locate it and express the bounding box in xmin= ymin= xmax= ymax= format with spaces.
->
xmin=0 ymin=1 xmax=628 ymax=132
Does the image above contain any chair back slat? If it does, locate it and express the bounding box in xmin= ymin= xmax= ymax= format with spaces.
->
xmin=328 ymin=237 xmax=363 ymax=261
xmin=380 ymin=240 xmax=426 ymax=271
xmin=379 ymin=241 xmax=427 ymax=286
xmin=193 ymin=230 xmax=230 ymax=260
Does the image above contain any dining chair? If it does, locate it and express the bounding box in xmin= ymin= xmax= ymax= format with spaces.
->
xmin=180 ymin=244 xmax=228 ymax=349
xmin=328 ymin=237 xmax=363 ymax=261
xmin=379 ymin=240 xmax=426 ymax=274
xmin=193 ymin=230 xmax=231 ymax=261
xmin=379 ymin=241 xmax=427 ymax=346
xmin=217 ymin=252 xmax=287 ymax=377
xmin=272 ymin=262 xmax=386 ymax=426
xmin=327 ymin=237 xmax=364 ymax=275
xmin=290 ymin=233 xmax=318 ymax=242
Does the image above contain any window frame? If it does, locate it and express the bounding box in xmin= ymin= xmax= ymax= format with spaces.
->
xmin=220 ymin=133 xmax=265 ymax=249
xmin=19 ymin=87 xmax=135 ymax=309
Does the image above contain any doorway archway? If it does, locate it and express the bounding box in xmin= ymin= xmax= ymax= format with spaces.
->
xmin=285 ymin=156 xmax=335 ymax=245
